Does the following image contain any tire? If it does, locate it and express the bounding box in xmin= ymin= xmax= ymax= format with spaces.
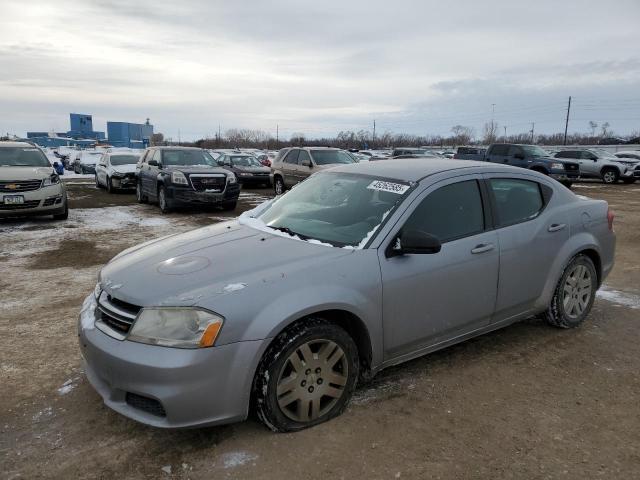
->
xmin=106 ymin=177 xmax=114 ymax=194
xmin=622 ymin=177 xmax=636 ymax=184
xmin=601 ymin=168 xmax=619 ymax=184
xmin=544 ymin=254 xmax=597 ymax=329
xmin=136 ymin=181 xmax=148 ymax=204
xmin=274 ymin=176 xmax=285 ymax=196
xmin=95 ymin=174 xmax=101 ymax=188
xmin=254 ymin=318 xmax=359 ymax=432
xmin=221 ymin=200 xmax=237 ymax=211
xmin=560 ymin=181 xmax=573 ymax=189
xmin=52 ymin=202 xmax=68 ymax=220
xmin=158 ymin=185 xmax=171 ymax=213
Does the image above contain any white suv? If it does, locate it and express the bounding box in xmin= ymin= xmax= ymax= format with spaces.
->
xmin=95 ymin=150 xmax=141 ymax=192
xmin=0 ymin=141 xmax=68 ymax=219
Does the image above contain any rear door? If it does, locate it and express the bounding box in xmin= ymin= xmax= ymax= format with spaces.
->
xmin=485 ymin=174 xmax=569 ymax=321
xmin=579 ymin=151 xmax=599 ymax=177
xmin=485 ymin=144 xmax=510 ymax=164
xmin=296 ymin=150 xmax=313 ymax=182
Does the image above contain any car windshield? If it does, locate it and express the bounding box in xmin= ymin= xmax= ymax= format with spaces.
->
xmin=309 ymin=150 xmax=356 ymax=165
xmin=256 ymin=172 xmax=411 ymax=247
xmin=162 ymin=150 xmax=217 ymax=167
xmin=521 ymin=145 xmax=550 ymax=157
xmin=0 ymin=147 xmax=50 ymax=167
xmin=230 ymin=156 xmax=262 ymax=167
xmin=110 ymin=154 xmax=139 ymax=166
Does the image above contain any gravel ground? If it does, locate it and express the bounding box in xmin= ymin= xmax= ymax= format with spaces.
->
xmin=1 ymin=180 xmax=639 ymax=479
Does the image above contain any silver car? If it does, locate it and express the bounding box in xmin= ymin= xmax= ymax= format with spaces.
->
xmin=78 ymin=159 xmax=615 ymax=431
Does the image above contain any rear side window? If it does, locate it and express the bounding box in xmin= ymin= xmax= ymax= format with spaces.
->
xmin=489 ymin=145 xmax=509 ymax=155
xmin=403 ymin=180 xmax=485 ymax=243
xmin=284 ymin=149 xmax=299 ymax=164
xmin=555 ymin=151 xmax=570 ymax=158
xmin=489 ymin=178 xmax=544 ymax=227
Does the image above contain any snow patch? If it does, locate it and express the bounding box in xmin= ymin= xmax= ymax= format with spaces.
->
xmin=161 ymin=465 xmax=172 ymax=475
xmin=596 ymin=286 xmax=640 ymax=309
xmin=220 ymin=451 xmax=258 ymax=469
xmin=223 ymin=283 xmax=247 ymax=293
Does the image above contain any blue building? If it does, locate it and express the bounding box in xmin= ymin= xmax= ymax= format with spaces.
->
xmin=107 ymin=119 xmax=153 ymax=149
xmin=67 ymin=113 xmax=105 ymax=140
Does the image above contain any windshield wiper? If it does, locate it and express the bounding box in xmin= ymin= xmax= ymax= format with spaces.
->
xmin=269 ymin=225 xmax=310 ymax=240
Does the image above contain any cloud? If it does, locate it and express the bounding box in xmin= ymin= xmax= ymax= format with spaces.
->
xmin=0 ymin=0 xmax=639 ymax=139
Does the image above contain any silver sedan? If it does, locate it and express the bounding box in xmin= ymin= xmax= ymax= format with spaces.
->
xmin=78 ymin=159 xmax=615 ymax=431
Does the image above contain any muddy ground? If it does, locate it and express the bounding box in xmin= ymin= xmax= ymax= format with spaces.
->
xmin=1 ymin=180 xmax=639 ymax=479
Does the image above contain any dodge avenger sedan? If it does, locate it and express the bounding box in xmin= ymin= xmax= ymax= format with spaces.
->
xmin=79 ymin=159 xmax=615 ymax=431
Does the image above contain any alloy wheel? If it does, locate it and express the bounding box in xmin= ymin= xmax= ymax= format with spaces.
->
xmin=276 ymin=339 xmax=348 ymax=422
xmin=603 ymin=171 xmax=616 ymax=183
xmin=275 ymin=179 xmax=283 ymax=195
xmin=562 ymin=264 xmax=593 ymax=319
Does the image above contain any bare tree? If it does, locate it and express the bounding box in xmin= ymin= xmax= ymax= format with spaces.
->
xmin=290 ymin=132 xmax=305 ymax=145
xmin=600 ymin=122 xmax=611 ymax=138
xmin=450 ymin=125 xmax=474 ymax=145
xmin=482 ymin=121 xmax=499 ymax=144
xmin=588 ymin=121 xmax=598 ymax=137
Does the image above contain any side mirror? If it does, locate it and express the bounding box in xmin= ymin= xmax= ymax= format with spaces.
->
xmin=387 ymin=229 xmax=442 ymax=257
xmin=148 ymin=160 xmax=162 ymax=168
xmin=301 ymin=159 xmax=311 ymax=167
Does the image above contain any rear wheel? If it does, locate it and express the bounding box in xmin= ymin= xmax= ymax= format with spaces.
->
xmin=254 ymin=319 xmax=359 ymax=432
xmin=601 ymin=168 xmax=619 ymax=184
xmin=544 ymin=254 xmax=597 ymax=328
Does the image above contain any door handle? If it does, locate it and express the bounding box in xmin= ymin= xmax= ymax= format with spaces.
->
xmin=471 ymin=243 xmax=495 ymax=254
xmin=548 ymin=223 xmax=566 ymax=232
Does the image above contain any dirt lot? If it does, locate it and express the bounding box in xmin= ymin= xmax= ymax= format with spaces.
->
xmin=1 ymin=180 xmax=639 ymax=479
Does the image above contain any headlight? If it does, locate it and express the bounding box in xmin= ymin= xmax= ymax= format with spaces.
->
xmin=550 ymin=163 xmax=564 ymax=170
xmin=238 ymin=172 xmax=253 ymax=177
xmin=128 ymin=308 xmax=223 ymax=348
xmin=227 ymin=173 xmax=237 ymax=184
xmin=94 ymin=282 xmax=102 ymax=300
xmin=171 ymin=171 xmax=189 ymax=185
xmin=43 ymin=174 xmax=60 ymax=186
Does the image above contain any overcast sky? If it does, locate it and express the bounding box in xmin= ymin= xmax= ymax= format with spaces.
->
xmin=1 ymin=0 xmax=639 ymax=141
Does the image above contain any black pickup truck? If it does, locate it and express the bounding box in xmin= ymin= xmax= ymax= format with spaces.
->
xmin=455 ymin=143 xmax=580 ymax=186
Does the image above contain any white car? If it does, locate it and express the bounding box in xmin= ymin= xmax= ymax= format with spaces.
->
xmin=95 ymin=151 xmax=141 ymax=192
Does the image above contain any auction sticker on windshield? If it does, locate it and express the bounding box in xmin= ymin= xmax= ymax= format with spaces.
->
xmin=367 ymin=180 xmax=410 ymax=195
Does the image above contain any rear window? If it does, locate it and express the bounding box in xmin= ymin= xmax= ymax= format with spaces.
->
xmin=489 ymin=178 xmax=544 ymax=227
xmin=310 ymin=150 xmax=355 ymax=165
xmin=0 ymin=147 xmax=50 ymax=167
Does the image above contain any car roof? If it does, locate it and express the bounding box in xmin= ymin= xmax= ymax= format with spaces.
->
xmin=328 ymin=158 xmax=506 ymax=182
xmin=150 ymin=146 xmax=202 ymax=151
xmin=0 ymin=141 xmax=34 ymax=148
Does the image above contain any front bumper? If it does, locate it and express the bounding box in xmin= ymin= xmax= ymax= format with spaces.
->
xmin=549 ymin=169 xmax=579 ymax=182
xmin=0 ymin=184 xmax=66 ymax=218
xmin=111 ymin=174 xmax=137 ymax=189
xmin=167 ymin=183 xmax=240 ymax=206
xmin=77 ymin=295 xmax=264 ymax=428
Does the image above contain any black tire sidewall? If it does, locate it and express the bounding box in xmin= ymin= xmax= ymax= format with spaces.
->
xmin=255 ymin=321 xmax=359 ymax=432
xmin=549 ymin=255 xmax=597 ymax=328
xmin=602 ymin=168 xmax=618 ymax=184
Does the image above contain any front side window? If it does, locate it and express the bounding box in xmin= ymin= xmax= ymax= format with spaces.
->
xmin=489 ymin=145 xmax=509 ymax=156
xmin=284 ymin=149 xmax=299 ymax=164
xmin=297 ymin=150 xmax=312 ymax=164
xmin=489 ymin=178 xmax=544 ymax=227
xmin=403 ymin=180 xmax=485 ymax=243
xmin=0 ymin=147 xmax=50 ymax=167
xmin=520 ymin=145 xmax=551 ymax=157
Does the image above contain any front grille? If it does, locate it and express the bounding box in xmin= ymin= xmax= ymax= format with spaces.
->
xmin=0 ymin=200 xmax=40 ymax=210
xmin=95 ymin=293 xmax=140 ymax=335
xmin=125 ymin=392 xmax=166 ymax=417
xmin=0 ymin=180 xmax=42 ymax=192
xmin=189 ymin=175 xmax=226 ymax=192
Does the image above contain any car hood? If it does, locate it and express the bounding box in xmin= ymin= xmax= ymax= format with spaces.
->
xmin=99 ymin=221 xmax=353 ymax=307
xmin=110 ymin=164 xmax=137 ymax=174
xmin=234 ymin=166 xmax=271 ymax=173
xmin=0 ymin=166 xmax=54 ymax=180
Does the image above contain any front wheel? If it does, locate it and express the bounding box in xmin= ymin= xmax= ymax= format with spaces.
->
xmin=158 ymin=185 xmax=171 ymax=213
xmin=544 ymin=254 xmax=597 ymax=328
xmin=221 ymin=200 xmax=237 ymax=211
xmin=254 ymin=319 xmax=359 ymax=432
xmin=274 ymin=176 xmax=285 ymax=196
xmin=106 ymin=177 xmax=114 ymax=193
xmin=95 ymin=174 xmax=101 ymax=188
xmin=52 ymin=202 xmax=68 ymax=220
xmin=136 ymin=181 xmax=148 ymax=203
xmin=601 ymin=168 xmax=619 ymax=184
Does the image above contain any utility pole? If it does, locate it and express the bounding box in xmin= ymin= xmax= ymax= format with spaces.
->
xmin=491 ymin=103 xmax=496 ymax=142
xmin=218 ymin=124 xmax=221 ymax=146
xmin=530 ymin=122 xmax=535 ymax=143
xmin=372 ymin=119 xmax=376 ymax=149
xmin=503 ymin=126 xmax=507 ymax=141
xmin=276 ymin=124 xmax=279 ymax=146
xmin=563 ymin=96 xmax=571 ymax=145
xmin=178 ymin=129 xmax=181 ymax=145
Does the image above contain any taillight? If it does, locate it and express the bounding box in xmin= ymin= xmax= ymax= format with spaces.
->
xmin=607 ymin=207 xmax=615 ymax=232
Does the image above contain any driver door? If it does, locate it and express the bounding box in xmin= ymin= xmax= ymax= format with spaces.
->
xmin=378 ymin=176 xmax=499 ymax=360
